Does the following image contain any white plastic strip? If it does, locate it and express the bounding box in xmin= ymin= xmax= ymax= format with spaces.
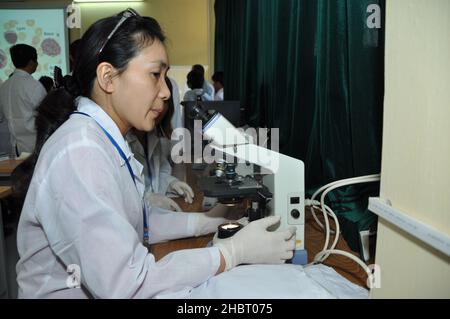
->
xmin=369 ymin=197 xmax=450 ymax=257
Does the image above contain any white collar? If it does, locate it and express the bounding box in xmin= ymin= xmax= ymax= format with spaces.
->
xmin=76 ymin=97 xmax=135 ymax=169
xmin=13 ymin=69 xmax=32 ymax=77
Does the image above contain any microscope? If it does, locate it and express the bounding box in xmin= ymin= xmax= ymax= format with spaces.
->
xmin=191 ymin=103 xmax=308 ymax=265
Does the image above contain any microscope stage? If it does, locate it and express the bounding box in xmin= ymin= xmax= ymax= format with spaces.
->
xmin=198 ymin=176 xmax=272 ymax=199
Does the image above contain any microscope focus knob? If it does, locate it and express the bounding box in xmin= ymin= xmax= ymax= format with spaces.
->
xmin=290 ymin=209 xmax=300 ymax=219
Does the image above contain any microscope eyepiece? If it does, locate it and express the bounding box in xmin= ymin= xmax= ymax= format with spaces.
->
xmin=188 ymin=95 xmax=212 ymax=122
xmin=190 ymin=103 xmax=210 ymax=122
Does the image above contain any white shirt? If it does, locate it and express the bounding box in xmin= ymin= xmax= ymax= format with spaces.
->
xmin=214 ymin=88 xmax=224 ymax=101
xmin=203 ymin=80 xmax=215 ymax=100
xmin=16 ymin=97 xmax=220 ymax=299
xmin=0 ymin=69 xmax=46 ymax=154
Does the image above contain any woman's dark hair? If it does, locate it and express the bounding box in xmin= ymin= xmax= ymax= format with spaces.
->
xmin=69 ymin=39 xmax=82 ymax=63
xmin=72 ymin=12 xmax=165 ymax=98
xmin=39 ymin=76 xmax=54 ymax=93
xmin=156 ymin=77 xmax=174 ymax=138
xmin=12 ymin=9 xmax=166 ymax=203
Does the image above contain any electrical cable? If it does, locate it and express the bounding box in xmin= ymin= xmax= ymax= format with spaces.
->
xmin=305 ymin=174 xmax=381 ymax=286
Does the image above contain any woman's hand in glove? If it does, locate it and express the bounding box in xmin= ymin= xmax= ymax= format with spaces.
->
xmin=168 ymin=181 xmax=195 ymax=204
xmin=144 ymin=192 xmax=182 ymax=212
xmin=213 ymin=216 xmax=296 ymax=271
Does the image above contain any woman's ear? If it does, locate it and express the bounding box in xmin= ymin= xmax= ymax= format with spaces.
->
xmin=96 ymin=62 xmax=116 ymax=93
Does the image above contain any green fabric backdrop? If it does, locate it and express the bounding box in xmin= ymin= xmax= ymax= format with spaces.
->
xmin=215 ymin=0 xmax=385 ymax=254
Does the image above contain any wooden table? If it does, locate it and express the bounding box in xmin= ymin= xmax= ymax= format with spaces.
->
xmin=0 ymin=159 xmax=23 ymax=186
xmin=0 ymin=159 xmax=23 ymax=176
xmin=0 ymin=186 xmax=12 ymax=198
xmin=151 ymin=165 xmax=370 ymax=289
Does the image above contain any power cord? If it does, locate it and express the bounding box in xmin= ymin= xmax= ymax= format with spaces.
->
xmin=305 ymin=174 xmax=381 ymax=287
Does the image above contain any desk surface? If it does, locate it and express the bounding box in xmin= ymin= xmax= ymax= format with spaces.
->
xmin=0 ymin=186 xmax=12 ymax=199
xmin=151 ymin=165 xmax=369 ymax=289
xmin=0 ymin=159 xmax=23 ymax=175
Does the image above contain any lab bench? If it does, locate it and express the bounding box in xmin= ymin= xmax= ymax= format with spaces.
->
xmin=150 ymin=164 xmax=370 ymax=289
xmin=0 ymin=159 xmax=23 ymax=186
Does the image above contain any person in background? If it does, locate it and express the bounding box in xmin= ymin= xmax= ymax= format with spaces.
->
xmin=38 ymin=76 xmax=54 ymax=93
xmin=183 ymin=70 xmax=213 ymax=101
xmin=0 ymin=44 xmax=47 ymax=155
xmin=15 ymin=9 xmax=296 ymax=298
xmin=192 ymin=64 xmax=215 ymax=99
xmin=211 ymin=71 xmax=224 ymax=101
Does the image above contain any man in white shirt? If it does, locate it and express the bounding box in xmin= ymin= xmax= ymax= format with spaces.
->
xmin=0 ymin=44 xmax=47 ymax=155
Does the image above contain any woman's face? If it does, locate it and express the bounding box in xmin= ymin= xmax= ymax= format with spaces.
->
xmin=111 ymin=39 xmax=170 ymax=133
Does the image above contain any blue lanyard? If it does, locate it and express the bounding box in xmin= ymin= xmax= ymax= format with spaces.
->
xmin=73 ymin=111 xmax=149 ymax=243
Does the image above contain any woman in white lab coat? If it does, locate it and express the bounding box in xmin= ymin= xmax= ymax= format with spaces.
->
xmin=16 ymin=9 xmax=296 ymax=299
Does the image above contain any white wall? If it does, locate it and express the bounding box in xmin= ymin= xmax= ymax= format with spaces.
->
xmin=371 ymin=0 xmax=450 ymax=298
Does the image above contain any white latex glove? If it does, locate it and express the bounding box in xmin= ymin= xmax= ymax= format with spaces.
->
xmin=168 ymin=180 xmax=195 ymax=204
xmin=145 ymin=192 xmax=182 ymax=212
xmin=213 ymin=216 xmax=296 ymax=271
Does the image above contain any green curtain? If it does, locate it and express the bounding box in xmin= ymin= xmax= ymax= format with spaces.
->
xmin=215 ymin=0 xmax=385 ymax=254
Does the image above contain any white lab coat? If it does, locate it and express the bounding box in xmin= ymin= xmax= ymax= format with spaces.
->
xmin=16 ymin=97 xmax=220 ymax=299
xmin=0 ymin=69 xmax=47 ymax=154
